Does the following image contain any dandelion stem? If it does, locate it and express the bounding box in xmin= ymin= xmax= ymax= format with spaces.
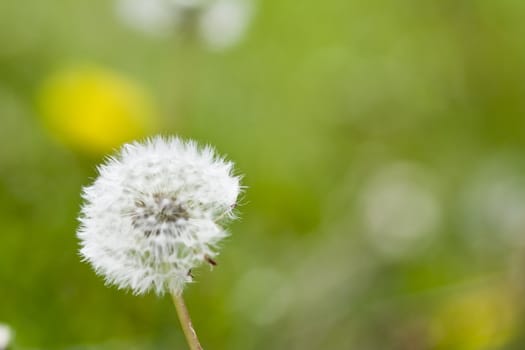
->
xmin=172 ymin=293 xmax=203 ymax=350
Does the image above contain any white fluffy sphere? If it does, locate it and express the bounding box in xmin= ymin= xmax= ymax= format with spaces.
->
xmin=78 ymin=136 xmax=241 ymax=295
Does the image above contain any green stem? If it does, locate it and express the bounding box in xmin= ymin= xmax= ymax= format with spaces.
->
xmin=172 ymin=293 xmax=203 ymax=350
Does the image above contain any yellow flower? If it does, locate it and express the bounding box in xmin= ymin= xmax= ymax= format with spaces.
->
xmin=431 ymin=283 xmax=516 ymax=350
xmin=38 ymin=65 xmax=158 ymax=154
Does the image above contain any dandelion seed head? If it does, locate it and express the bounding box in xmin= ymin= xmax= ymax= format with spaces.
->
xmin=78 ymin=136 xmax=241 ymax=295
xmin=0 ymin=323 xmax=12 ymax=349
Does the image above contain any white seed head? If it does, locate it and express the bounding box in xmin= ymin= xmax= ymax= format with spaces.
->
xmin=115 ymin=0 xmax=254 ymax=51
xmin=198 ymin=0 xmax=254 ymax=51
xmin=78 ymin=136 xmax=241 ymax=295
xmin=0 ymin=323 xmax=12 ymax=349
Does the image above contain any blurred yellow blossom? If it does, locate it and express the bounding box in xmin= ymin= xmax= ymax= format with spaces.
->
xmin=431 ymin=283 xmax=517 ymax=350
xmin=37 ymin=65 xmax=158 ymax=154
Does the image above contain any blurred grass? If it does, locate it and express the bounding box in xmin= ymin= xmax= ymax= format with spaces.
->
xmin=1 ymin=0 xmax=525 ymax=349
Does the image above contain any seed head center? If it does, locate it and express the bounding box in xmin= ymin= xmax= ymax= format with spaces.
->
xmin=131 ymin=192 xmax=189 ymax=237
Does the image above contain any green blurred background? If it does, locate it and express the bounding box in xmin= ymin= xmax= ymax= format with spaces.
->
xmin=2 ymin=0 xmax=525 ymax=349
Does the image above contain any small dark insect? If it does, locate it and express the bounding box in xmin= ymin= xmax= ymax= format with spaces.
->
xmin=204 ymin=255 xmax=217 ymax=266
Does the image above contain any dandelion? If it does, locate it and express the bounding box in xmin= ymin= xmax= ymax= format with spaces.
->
xmin=198 ymin=0 xmax=254 ymax=51
xmin=115 ymin=0 xmax=254 ymax=51
xmin=115 ymin=0 xmax=178 ymax=37
xmin=0 ymin=324 xmax=12 ymax=350
xmin=431 ymin=284 xmax=517 ymax=350
xmin=38 ymin=65 xmax=157 ymax=155
xmin=78 ymin=136 xmax=242 ymax=349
